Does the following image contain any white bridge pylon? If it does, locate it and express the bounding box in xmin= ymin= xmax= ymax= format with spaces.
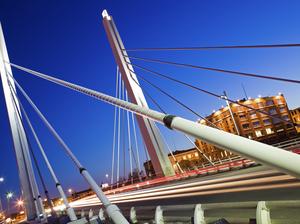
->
xmin=0 ymin=23 xmax=44 ymax=220
xmin=102 ymin=10 xmax=175 ymax=177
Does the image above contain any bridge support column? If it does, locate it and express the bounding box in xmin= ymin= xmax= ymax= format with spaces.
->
xmin=0 ymin=23 xmax=42 ymax=220
xmin=102 ymin=10 xmax=174 ymax=177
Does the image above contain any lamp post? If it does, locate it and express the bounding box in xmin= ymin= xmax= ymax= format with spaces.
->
xmin=0 ymin=177 xmax=4 ymax=213
xmin=6 ymin=192 xmax=13 ymax=216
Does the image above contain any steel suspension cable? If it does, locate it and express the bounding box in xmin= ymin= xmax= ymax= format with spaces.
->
xmin=136 ymin=85 xmax=214 ymax=166
xmin=7 ymin=73 xmax=129 ymax=224
xmin=126 ymin=62 xmax=299 ymax=127
xmin=116 ymin=72 xmax=121 ymax=187
xmin=8 ymin=81 xmax=76 ymax=220
xmin=128 ymin=69 xmax=220 ymax=129
xmin=110 ymin=67 xmax=119 ymax=187
xmin=7 ymin=62 xmax=300 ymax=179
xmin=123 ymin=43 xmax=300 ymax=52
xmin=125 ymin=91 xmax=133 ymax=183
xmin=121 ymin=80 xmax=126 ymax=182
xmin=131 ymin=111 xmax=141 ymax=174
xmin=124 ymin=55 xmax=300 ymax=84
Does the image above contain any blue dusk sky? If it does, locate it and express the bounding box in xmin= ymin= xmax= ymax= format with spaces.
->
xmin=0 ymin=0 xmax=299 ymax=204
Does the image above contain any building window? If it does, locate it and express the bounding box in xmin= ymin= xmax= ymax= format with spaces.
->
xmin=266 ymin=100 xmax=274 ymax=106
xmin=279 ymin=107 xmax=286 ymax=113
xmin=272 ymin=116 xmax=281 ymax=124
xmin=269 ymin=108 xmax=277 ymax=115
xmin=188 ymin=154 xmax=192 ymax=159
xmin=249 ymin=110 xmax=257 ymax=118
xmin=263 ymin=119 xmax=271 ymax=125
xmin=195 ymin=152 xmax=199 ymax=157
xmin=277 ymin=99 xmax=283 ymax=104
xmin=282 ymin=115 xmax=289 ymax=121
xmin=266 ymin=128 xmax=273 ymax=134
xmin=252 ymin=121 xmax=260 ymax=128
xmin=242 ymin=123 xmax=250 ymax=129
xmin=255 ymin=130 xmax=263 ymax=137
xmin=183 ymin=155 xmax=187 ymax=160
xmin=237 ymin=106 xmax=244 ymax=112
xmin=257 ymin=102 xmax=264 ymax=108
xmin=239 ymin=114 xmax=247 ymax=119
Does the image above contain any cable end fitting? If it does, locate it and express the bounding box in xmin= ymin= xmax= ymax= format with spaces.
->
xmin=79 ymin=167 xmax=86 ymax=174
xmin=163 ymin=115 xmax=176 ymax=129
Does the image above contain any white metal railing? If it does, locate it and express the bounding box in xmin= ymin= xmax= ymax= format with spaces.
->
xmin=94 ymin=200 xmax=298 ymax=224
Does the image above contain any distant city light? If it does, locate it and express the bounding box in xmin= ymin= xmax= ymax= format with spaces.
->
xmin=0 ymin=177 xmax=4 ymax=182
xmin=68 ymin=188 xmax=72 ymax=194
xmin=6 ymin=192 xmax=13 ymax=199
xmin=17 ymin=199 xmax=24 ymax=207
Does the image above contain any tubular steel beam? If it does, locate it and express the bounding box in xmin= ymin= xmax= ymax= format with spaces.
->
xmin=0 ymin=23 xmax=42 ymax=220
xmin=7 ymin=62 xmax=300 ymax=179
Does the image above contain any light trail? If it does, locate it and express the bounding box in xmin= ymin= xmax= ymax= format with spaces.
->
xmin=70 ymin=170 xmax=299 ymax=208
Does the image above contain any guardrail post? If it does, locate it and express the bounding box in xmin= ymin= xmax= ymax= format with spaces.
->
xmin=155 ymin=206 xmax=164 ymax=224
xmin=81 ymin=210 xmax=85 ymax=219
xmin=99 ymin=208 xmax=105 ymax=222
xmin=256 ymin=201 xmax=271 ymax=224
xmin=130 ymin=207 xmax=138 ymax=223
xmin=194 ymin=204 xmax=206 ymax=224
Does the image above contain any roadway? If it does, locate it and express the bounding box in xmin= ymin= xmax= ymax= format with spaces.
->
xmin=70 ymin=165 xmax=300 ymax=211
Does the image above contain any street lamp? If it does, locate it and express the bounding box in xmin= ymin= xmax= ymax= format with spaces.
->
xmin=16 ymin=199 xmax=24 ymax=212
xmin=6 ymin=192 xmax=13 ymax=215
xmin=68 ymin=188 xmax=72 ymax=194
xmin=0 ymin=177 xmax=4 ymax=183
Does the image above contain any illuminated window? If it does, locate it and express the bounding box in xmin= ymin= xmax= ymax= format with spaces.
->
xmin=249 ymin=110 xmax=257 ymax=118
xmin=195 ymin=152 xmax=199 ymax=157
xmin=266 ymin=128 xmax=273 ymax=134
xmin=188 ymin=154 xmax=192 ymax=159
xmin=183 ymin=155 xmax=187 ymax=160
xmin=277 ymin=99 xmax=283 ymax=104
xmin=255 ymin=130 xmax=263 ymax=137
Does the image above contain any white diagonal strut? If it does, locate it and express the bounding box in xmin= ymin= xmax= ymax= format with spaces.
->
xmin=6 ymin=62 xmax=300 ymax=179
xmin=0 ymin=23 xmax=43 ymax=220
xmin=7 ymin=72 xmax=129 ymax=224
xmin=8 ymin=82 xmax=77 ymax=221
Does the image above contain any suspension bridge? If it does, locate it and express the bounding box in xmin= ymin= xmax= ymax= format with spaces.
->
xmin=0 ymin=9 xmax=300 ymax=224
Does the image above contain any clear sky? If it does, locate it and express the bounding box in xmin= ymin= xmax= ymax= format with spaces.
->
xmin=0 ymin=0 xmax=299 ymax=207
